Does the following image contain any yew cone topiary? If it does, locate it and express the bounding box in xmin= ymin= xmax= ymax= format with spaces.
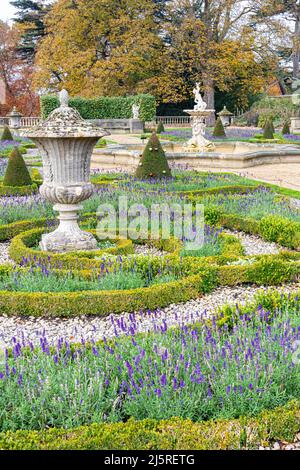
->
xmin=282 ymin=121 xmax=290 ymax=135
xmin=3 ymin=148 xmax=32 ymax=187
xmin=263 ymin=119 xmax=274 ymax=139
xmin=157 ymin=121 xmax=165 ymax=133
xmin=1 ymin=125 xmax=14 ymax=141
xmin=135 ymin=132 xmax=171 ymax=179
xmin=213 ymin=117 xmax=226 ymax=137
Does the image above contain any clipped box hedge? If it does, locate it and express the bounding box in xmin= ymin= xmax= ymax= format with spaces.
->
xmin=0 ymin=400 xmax=299 ymax=450
xmin=40 ymin=94 xmax=156 ymax=122
xmin=0 ymin=182 xmax=38 ymax=197
xmin=1 ymin=252 xmax=299 ymax=317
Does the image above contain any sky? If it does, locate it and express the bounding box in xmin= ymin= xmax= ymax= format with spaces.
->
xmin=0 ymin=1 xmax=16 ymax=23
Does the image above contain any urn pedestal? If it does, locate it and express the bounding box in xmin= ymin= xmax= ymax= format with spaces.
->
xmin=21 ymin=90 xmax=109 ymax=253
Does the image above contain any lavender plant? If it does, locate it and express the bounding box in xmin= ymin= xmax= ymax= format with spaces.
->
xmin=0 ymin=302 xmax=299 ymax=431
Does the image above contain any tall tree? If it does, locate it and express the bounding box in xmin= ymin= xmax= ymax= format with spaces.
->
xmin=0 ymin=21 xmax=39 ymax=115
xmin=34 ymin=0 xmax=163 ymax=96
xmin=10 ymin=0 xmax=51 ymax=63
xmin=253 ymin=1 xmax=300 ymax=79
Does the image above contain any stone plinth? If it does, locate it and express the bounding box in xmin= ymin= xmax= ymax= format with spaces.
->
xmin=21 ymin=90 xmax=109 ymax=253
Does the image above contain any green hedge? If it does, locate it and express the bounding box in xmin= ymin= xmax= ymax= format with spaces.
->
xmin=40 ymin=94 xmax=156 ymax=122
xmin=0 ymin=400 xmax=299 ymax=450
xmin=182 ymin=184 xmax=258 ymax=199
xmin=1 ymin=252 xmax=299 ymax=317
xmin=9 ymin=228 xmax=134 ymax=268
xmin=204 ymin=210 xmax=300 ymax=250
xmin=251 ymin=96 xmax=297 ymax=127
xmin=9 ymin=228 xmax=182 ymax=270
xmin=0 ymin=183 xmax=38 ymax=197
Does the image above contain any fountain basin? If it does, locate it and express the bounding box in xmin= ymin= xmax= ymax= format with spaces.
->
xmin=91 ymin=141 xmax=300 ymax=170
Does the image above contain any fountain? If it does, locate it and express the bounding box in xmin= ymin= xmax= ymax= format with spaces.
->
xmin=183 ymin=83 xmax=215 ymax=152
xmin=21 ymin=90 xmax=109 ymax=253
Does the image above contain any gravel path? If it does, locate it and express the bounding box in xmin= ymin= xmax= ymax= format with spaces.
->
xmin=0 ymin=242 xmax=13 ymax=265
xmin=223 ymin=229 xmax=280 ymax=255
xmin=1 ymin=284 xmax=300 ymax=348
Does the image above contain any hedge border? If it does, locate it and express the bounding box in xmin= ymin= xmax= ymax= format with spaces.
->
xmin=8 ymin=228 xmax=184 ymax=269
xmin=0 ymin=253 xmax=299 ymax=317
xmin=40 ymin=94 xmax=156 ymax=122
xmin=0 ymin=400 xmax=299 ymax=450
xmin=0 ymin=182 xmax=38 ymax=197
xmin=9 ymin=228 xmax=134 ymax=265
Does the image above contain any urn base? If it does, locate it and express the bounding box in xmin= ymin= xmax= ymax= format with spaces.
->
xmin=40 ymin=203 xmax=98 ymax=253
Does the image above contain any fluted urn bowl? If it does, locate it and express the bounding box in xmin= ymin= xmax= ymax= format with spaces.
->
xmin=21 ymin=90 xmax=109 ymax=253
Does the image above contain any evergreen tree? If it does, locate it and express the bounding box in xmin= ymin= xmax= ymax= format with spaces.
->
xmin=157 ymin=121 xmax=165 ymax=133
xmin=11 ymin=0 xmax=51 ymax=62
xmin=135 ymin=132 xmax=171 ymax=179
xmin=213 ymin=117 xmax=226 ymax=137
xmin=282 ymin=121 xmax=290 ymax=135
xmin=1 ymin=126 xmax=14 ymax=141
xmin=263 ymin=119 xmax=274 ymax=139
xmin=3 ymin=147 xmax=32 ymax=186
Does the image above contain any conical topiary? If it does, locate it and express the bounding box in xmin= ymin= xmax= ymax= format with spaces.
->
xmin=1 ymin=125 xmax=14 ymax=141
xmin=3 ymin=147 xmax=32 ymax=187
xmin=282 ymin=121 xmax=290 ymax=135
xmin=157 ymin=121 xmax=165 ymax=134
xmin=263 ymin=119 xmax=274 ymax=139
xmin=213 ymin=117 xmax=226 ymax=137
xmin=135 ymin=132 xmax=171 ymax=179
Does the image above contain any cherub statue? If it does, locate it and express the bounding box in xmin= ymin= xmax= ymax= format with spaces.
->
xmin=193 ymin=83 xmax=207 ymax=111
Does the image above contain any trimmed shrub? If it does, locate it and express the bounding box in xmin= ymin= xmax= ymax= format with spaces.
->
xmin=282 ymin=121 xmax=290 ymax=135
xmin=135 ymin=132 xmax=172 ymax=179
xmin=263 ymin=119 xmax=274 ymax=139
xmin=3 ymin=148 xmax=32 ymax=187
xmin=40 ymin=94 xmax=156 ymax=122
xmin=156 ymin=121 xmax=165 ymax=133
xmin=212 ymin=117 xmax=226 ymax=137
xmin=259 ymin=215 xmax=300 ymax=249
xmin=1 ymin=126 xmax=14 ymax=141
xmin=0 ymin=183 xmax=37 ymax=197
xmin=0 ymin=400 xmax=299 ymax=450
xmin=31 ymin=168 xmax=43 ymax=181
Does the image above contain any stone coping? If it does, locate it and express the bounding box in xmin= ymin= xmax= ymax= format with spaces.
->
xmin=92 ymin=142 xmax=300 ymax=169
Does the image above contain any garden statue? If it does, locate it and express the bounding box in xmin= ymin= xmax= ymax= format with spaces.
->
xmin=132 ymin=103 xmax=140 ymax=120
xmin=184 ymin=83 xmax=215 ymax=152
xmin=21 ymin=89 xmax=109 ymax=253
xmin=193 ymin=83 xmax=207 ymax=112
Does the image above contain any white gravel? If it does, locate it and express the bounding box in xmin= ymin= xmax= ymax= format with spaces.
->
xmin=223 ymin=229 xmax=280 ymax=255
xmin=0 ymin=242 xmax=13 ymax=265
xmin=134 ymin=244 xmax=167 ymax=257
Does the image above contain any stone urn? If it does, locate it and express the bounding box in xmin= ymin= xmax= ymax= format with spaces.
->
xmin=21 ymin=90 xmax=109 ymax=253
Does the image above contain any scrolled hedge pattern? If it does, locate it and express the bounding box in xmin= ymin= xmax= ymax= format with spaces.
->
xmin=0 ymin=252 xmax=299 ymax=317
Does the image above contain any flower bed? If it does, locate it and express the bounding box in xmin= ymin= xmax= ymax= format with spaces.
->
xmin=0 ymin=401 xmax=299 ymax=450
xmin=0 ymin=251 xmax=299 ymax=317
xmin=0 ymin=291 xmax=299 ymax=448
